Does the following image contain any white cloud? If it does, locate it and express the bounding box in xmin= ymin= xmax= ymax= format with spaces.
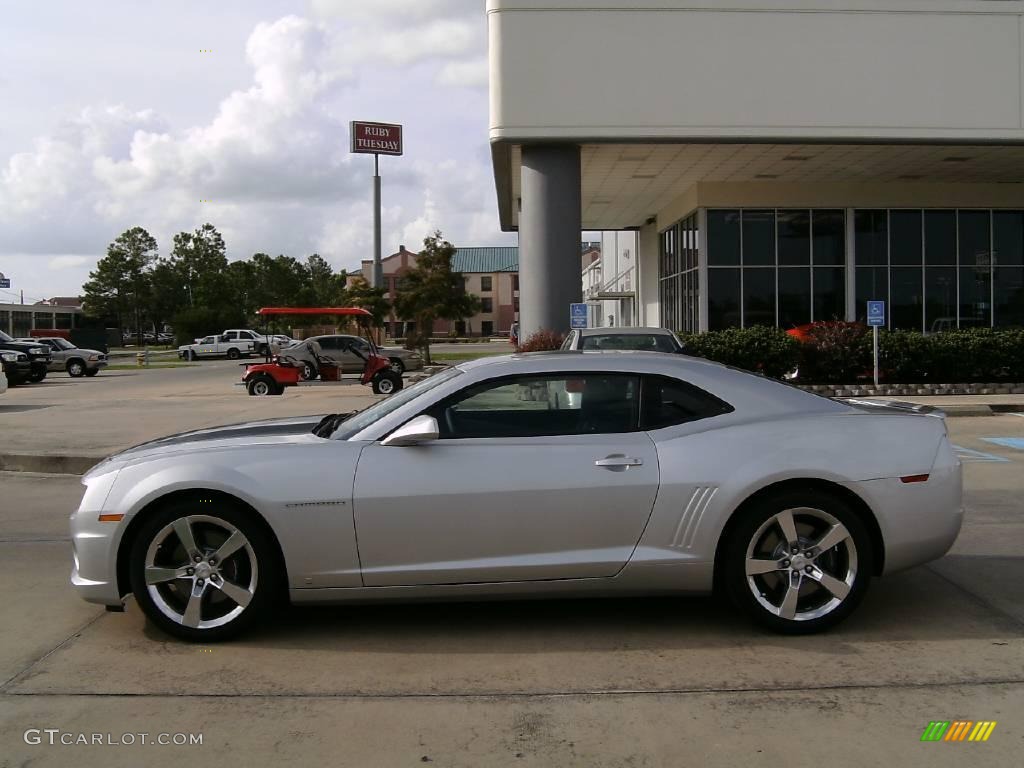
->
xmin=0 ymin=5 xmax=506 ymax=300
xmin=436 ymin=56 xmax=488 ymax=87
xmin=48 ymin=255 xmax=90 ymax=271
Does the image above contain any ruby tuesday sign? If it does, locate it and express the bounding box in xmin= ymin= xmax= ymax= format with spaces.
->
xmin=350 ymin=121 xmax=403 ymax=156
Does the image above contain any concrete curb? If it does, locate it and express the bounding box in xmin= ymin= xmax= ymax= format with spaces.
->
xmin=0 ymin=453 xmax=102 ymax=475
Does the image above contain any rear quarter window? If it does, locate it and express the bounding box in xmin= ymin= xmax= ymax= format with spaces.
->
xmin=641 ymin=375 xmax=734 ymax=430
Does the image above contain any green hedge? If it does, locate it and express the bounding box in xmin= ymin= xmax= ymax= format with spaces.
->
xmin=678 ymin=327 xmax=800 ymax=379
xmin=679 ymin=326 xmax=1024 ymax=383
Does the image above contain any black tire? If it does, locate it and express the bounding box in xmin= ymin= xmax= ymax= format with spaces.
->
xmin=372 ymin=370 xmax=403 ymax=395
xmin=84 ymin=368 xmax=99 ymax=377
xmin=66 ymin=359 xmax=86 ymax=378
xmin=187 ymin=350 xmax=197 ymax=362
xmin=388 ymin=357 xmax=405 ymax=375
xmin=257 ymin=344 xmax=269 ymax=357
xmin=246 ymin=375 xmax=275 ymax=396
xmin=723 ymin=488 xmax=873 ymax=634
xmin=28 ymin=368 xmax=47 ymax=383
xmin=128 ymin=499 xmax=281 ymax=642
xmin=227 ymin=348 xmax=241 ymax=360
xmin=299 ymin=362 xmax=318 ymax=381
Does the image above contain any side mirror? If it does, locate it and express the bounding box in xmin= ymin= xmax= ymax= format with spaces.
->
xmin=381 ymin=415 xmax=439 ymax=447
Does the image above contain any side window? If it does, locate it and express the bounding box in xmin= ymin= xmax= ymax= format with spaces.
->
xmin=318 ymin=338 xmax=339 ymax=351
xmin=640 ymin=375 xmax=734 ymax=430
xmin=240 ymin=331 xmax=255 ymax=340
xmin=225 ymin=331 xmax=238 ymax=340
xmin=433 ymin=374 xmax=640 ymax=439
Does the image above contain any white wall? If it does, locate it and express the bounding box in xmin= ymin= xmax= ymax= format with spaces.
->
xmin=490 ymin=0 xmax=1024 ymax=141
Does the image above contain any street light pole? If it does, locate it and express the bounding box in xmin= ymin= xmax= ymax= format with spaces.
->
xmin=372 ymin=153 xmax=382 ymax=289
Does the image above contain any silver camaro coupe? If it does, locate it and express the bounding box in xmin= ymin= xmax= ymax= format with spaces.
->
xmin=71 ymin=352 xmax=962 ymax=641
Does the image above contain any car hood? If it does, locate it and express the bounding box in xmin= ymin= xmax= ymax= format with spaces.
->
xmin=96 ymin=415 xmax=327 ymax=468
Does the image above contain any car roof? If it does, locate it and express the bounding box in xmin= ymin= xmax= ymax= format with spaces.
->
xmin=575 ymin=327 xmax=674 ymax=336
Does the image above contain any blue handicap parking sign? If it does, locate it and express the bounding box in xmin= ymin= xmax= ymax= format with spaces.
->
xmin=867 ymin=300 xmax=885 ymax=327
xmin=570 ymin=303 xmax=588 ymax=329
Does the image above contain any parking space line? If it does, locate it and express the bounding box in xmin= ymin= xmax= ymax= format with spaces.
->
xmin=952 ymin=445 xmax=1011 ymax=463
xmin=982 ymin=437 xmax=1024 ymax=451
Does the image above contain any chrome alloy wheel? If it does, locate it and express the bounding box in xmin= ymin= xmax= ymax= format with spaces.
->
xmin=744 ymin=507 xmax=857 ymax=622
xmin=144 ymin=515 xmax=258 ymax=630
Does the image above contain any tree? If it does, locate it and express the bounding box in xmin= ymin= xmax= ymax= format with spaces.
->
xmin=344 ymin=277 xmax=392 ymax=331
xmin=170 ymin=224 xmax=231 ymax=309
xmin=306 ymin=254 xmax=344 ymax=307
xmin=393 ymin=231 xmax=480 ymax=363
xmin=82 ymin=227 xmax=158 ymax=344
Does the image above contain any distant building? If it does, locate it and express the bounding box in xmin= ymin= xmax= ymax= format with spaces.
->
xmin=582 ymin=232 xmax=638 ymax=328
xmin=359 ymin=242 xmax=603 ymax=337
xmin=360 ymin=245 xmax=520 ymax=337
xmin=1 ymin=301 xmax=84 ymax=337
xmin=34 ymin=296 xmax=84 ymax=308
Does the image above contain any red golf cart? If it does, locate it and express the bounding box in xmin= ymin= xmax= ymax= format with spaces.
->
xmin=240 ymin=307 xmax=403 ymax=397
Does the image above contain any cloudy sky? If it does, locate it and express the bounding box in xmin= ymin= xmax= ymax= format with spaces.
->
xmin=0 ymin=0 xmax=512 ymax=304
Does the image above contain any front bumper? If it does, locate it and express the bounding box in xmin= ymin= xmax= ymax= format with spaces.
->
xmin=87 ymin=359 xmax=109 ymax=371
xmin=69 ymin=470 xmax=126 ymax=607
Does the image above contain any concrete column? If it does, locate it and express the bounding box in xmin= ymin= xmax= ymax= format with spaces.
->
xmin=636 ymin=222 xmax=659 ymax=327
xmin=519 ymin=144 xmax=582 ymax=337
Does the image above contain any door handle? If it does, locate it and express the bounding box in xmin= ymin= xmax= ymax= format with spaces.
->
xmin=595 ymin=455 xmax=643 ymax=469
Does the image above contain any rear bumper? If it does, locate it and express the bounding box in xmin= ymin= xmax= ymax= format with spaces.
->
xmin=852 ymin=440 xmax=963 ymax=574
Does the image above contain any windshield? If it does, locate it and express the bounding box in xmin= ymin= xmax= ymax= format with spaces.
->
xmin=332 ymin=366 xmax=462 ymax=440
xmin=0 ymin=330 xmax=13 ymax=342
xmin=580 ymin=333 xmax=679 ymax=353
xmin=52 ymin=338 xmax=75 ymax=350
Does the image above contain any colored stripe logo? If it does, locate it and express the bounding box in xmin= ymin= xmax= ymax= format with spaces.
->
xmin=921 ymin=721 xmax=997 ymax=742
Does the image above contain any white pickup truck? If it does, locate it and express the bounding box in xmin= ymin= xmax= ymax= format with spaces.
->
xmin=219 ymin=329 xmax=290 ymax=356
xmin=178 ymin=334 xmax=255 ymax=361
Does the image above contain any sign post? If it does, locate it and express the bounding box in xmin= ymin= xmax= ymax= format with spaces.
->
xmin=350 ymin=121 xmax=403 ymax=289
xmin=570 ymin=303 xmax=588 ymax=330
xmin=867 ymin=300 xmax=886 ymax=386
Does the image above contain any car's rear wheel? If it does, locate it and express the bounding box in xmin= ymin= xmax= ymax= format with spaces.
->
xmin=372 ymin=370 xmax=402 ymax=395
xmin=724 ymin=489 xmax=872 ymax=634
xmin=227 ymin=348 xmax=240 ymax=360
xmin=66 ymin=359 xmax=86 ymax=377
xmin=246 ymin=375 xmax=276 ymax=396
xmin=129 ymin=502 xmax=278 ymax=641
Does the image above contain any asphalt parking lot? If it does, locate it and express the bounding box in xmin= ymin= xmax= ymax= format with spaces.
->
xmin=1 ymin=366 xmax=1023 ymax=766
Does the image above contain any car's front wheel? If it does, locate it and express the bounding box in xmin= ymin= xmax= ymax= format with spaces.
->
xmin=129 ymin=501 xmax=279 ymax=641
xmin=67 ymin=359 xmax=86 ymax=377
xmin=724 ymin=489 xmax=872 ymax=634
xmin=388 ymin=357 xmax=405 ymax=375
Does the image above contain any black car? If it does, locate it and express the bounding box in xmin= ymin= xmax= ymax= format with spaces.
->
xmin=1 ymin=349 xmax=32 ymax=385
xmin=0 ymin=330 xmax=52 ymax=383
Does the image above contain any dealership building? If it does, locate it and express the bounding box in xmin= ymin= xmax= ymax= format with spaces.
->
xmin=488 ymin=0 xmax=1024 ymax=335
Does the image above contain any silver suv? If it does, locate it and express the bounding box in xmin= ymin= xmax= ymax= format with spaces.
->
xmin=18 ymin=337 xmax=108 ymax=377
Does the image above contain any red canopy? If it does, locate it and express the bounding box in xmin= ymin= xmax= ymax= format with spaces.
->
xmin=257 ymin=307 xmax=372 ymax=317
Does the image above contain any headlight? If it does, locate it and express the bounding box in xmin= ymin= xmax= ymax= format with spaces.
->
xmin=88 ymin=355 xmax=99 ymax=361
xmin=0 ymin=351 xmax=16 ymax=362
